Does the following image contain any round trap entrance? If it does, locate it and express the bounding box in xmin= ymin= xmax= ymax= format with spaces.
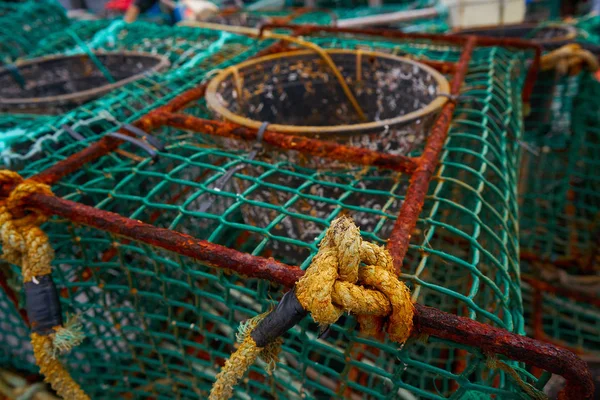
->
xmin=0 ymin=51 xmax=169 ymax=114
xmin=206 ymin=49 xmax=449 ymax=156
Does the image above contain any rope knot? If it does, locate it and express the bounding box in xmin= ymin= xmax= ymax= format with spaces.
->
xmin=0 ymin=171 xmax=52 ymax=223
xmin=296 ymin=215 xmax=414 ymax=344
xmin=0 ymin=172 xmax=54 ymax=283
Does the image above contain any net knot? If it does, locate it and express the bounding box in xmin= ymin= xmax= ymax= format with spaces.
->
xmin=295 ymin=215 xmax=414 ymax=344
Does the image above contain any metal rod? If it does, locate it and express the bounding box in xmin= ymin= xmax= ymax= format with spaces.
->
xmin=387 ymin=37 xmax=476 ymax=272
xmin=157 ymin=112 xmax=419 ymax=173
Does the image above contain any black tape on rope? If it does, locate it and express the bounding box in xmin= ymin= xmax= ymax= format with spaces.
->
xmin=251 ymin=290 xmax=307 ymax=348
xmin=25 ymin=275 xmax=63 ymax=335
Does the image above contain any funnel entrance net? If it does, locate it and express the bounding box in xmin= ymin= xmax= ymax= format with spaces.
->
xmin=0 ymin=52 xmax=169 ymax=114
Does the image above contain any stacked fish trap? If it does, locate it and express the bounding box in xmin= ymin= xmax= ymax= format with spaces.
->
xmin=515 ymin=26 xmax=600 ymax=359
xmin=0 ymin=23 xmax=594 ymax=400
xmin=454 ymin=19 xmax=600 ymax=361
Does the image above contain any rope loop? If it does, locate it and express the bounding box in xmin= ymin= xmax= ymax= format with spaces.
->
xmin=0 ymin=170 xmax=89 ymax=400
xmin=296 ymin=215 xmax=414 ymax=343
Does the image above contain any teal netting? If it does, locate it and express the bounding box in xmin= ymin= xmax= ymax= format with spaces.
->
xmin=0 ymin=280 xmax=35 ymax=373
xmin=522 ymin=280 xmax=600 ymax=355
xmin=0 ymin=32 xmax=547 ymax=399
xmin=518 ymin=32 xmax=599 ymax=357
xmin=0 ymin=0 xmax=69 ymax=64
xmin=520 ymin=69 xmax=599 ymax=272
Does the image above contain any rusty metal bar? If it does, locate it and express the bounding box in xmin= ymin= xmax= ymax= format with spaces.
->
xmin=157 ymin=112 xmax=419 ymax=173
xmin=11 ymin=191 xmax=593 ymax=400
xmin=387 ymin=37 xmax=476 ymax=272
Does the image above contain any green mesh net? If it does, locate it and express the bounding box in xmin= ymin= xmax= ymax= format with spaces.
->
xmin=518 ymin=30 xmax=600 ymax=357
xmin=520 ymin=71 xmax=599 ymax=271
xmin=0 ymin=29 xmax=555 ymax=399
xmin=0 ymin=0 xmax=69 ymax=64
xmin=0 ymin=3 xmax=450 ymax=170
xmin=521 ymin=281 xmax=600 ymax=356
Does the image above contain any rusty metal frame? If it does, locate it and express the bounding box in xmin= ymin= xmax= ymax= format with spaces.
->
xmin=0 ymin=27 xmax=594 ymax=399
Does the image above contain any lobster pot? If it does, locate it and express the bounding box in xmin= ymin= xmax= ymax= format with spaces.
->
xmin=0 ymin=52 xmax=169 ymax=114
xmin=206 ymin=50 xmax=448 ymax=263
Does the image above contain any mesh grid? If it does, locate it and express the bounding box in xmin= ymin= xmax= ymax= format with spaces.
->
xmin=0 ymin=34 xmax=544 ymax=399
xmin=0 ymin=0 xmax=69 ymax=64
xmin=0 ymin=277 xmax=35 ymax=373
xmin=518 ymin=32 xmax=600 ymax=358
xmin=520 ymin=69 xmax=599 ymax=271
xmin=521 ymin=280 xmax=600 ymax=355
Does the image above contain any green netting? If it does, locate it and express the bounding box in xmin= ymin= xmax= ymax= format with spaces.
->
xmin=0 ymin=0 xmax=69 ymax=64
xmin=0 ymin=5 xmax=451 ymax=170
xmin=577 ymin=15 xmax=600 ymax=44
xmin=521 ymin=280 xmax=600 ymax=355
xmin=27 ymin=19 xmax=115 ymax=59
xmin=0 ymin=280 xmax=35 ymax=373
xmin=518 ymin=30 xmax=600 ymax=357
xmin=520 ymin=68 xmax=599 ymax=272
xmin=0 ymin=32 xmax=546 ymax=399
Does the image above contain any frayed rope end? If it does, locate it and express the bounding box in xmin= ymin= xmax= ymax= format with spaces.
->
xmin=51 ymin=315 xmax=85 ymax=359
xmin=236 ymin=312 xmax=282 ymax=375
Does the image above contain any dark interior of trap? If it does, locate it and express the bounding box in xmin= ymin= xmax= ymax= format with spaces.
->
xmin=213 ymin=51 xmax=442 ymax=128
xmin=456 ymin=23 xmax=575 ymax=42
xmin=0 ymin=52 xmax=166 ymax=113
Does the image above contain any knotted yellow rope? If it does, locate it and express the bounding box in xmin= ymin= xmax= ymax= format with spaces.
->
xmin=296 ymin=215 xmax=414 ymax=343
xmin=541 ymin=44 xmax=600 ymax=73
xmin=210 ymin=216 xmax=414 ymax=399
xmin=0 ymin=171 xmax=89 ymax=400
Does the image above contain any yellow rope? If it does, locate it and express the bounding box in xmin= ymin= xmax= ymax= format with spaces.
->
xmin=210 ymin=216 xmax=413 ymax=399
xmin=32 ymin=334 xmax=89 ymax=400
xmin=0 ymin=171 xmax=89 ymax=400
xmin=209 ymin=313 xmax=283 ymax=400
xmin=540 ymin=44 xmax=600 ymax=72
xmin=296 ymin=215 xmax=414 ymax=343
